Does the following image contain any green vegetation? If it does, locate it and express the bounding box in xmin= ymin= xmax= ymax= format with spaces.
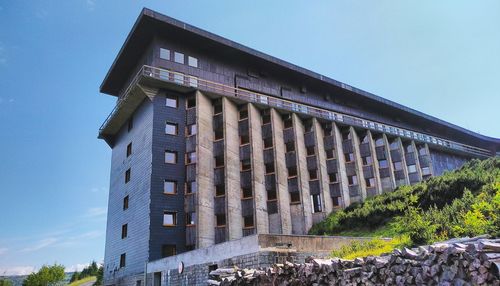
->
xmin=68 ymin=276 xmax=96 ymax=286
xmin=69 ymin=261 xmax=102 ymax=286
xmin=0 ymin=279 xmax=13 ymax=286
xmin=310 ymin=157 xmax=500 ymax=257
xmin=331 ymin=235 xmax=411 ymax=259
xmin=22 ymin=264 xmax=65 ymax=286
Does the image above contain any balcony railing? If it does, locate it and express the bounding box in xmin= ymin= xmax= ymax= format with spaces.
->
xmin=100 ymin=65 xmax=492 ymax=158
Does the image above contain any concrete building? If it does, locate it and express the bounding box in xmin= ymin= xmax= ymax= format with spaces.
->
xmin=98 ymin=8 xmax=500 ymax=286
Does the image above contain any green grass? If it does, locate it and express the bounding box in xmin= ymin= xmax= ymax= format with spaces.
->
xmin=67 ymin=276 xmax=96 ymax=286
xmin=335 ymin=222 xmax=398 ymax=238
xmin=330 ymin=235 xmax=411 ymax=259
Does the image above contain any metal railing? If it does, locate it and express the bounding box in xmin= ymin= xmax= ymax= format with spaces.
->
xmin=100 ymin=65 xmax=492 ymax=158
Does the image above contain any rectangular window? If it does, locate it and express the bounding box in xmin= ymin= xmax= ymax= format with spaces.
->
xmin=165 ymin=151 xmax=177 ymax=164
xmin=186 ymin=181 xmax=197 ymax=194
xmin=267 ymin=188 xmax=277 ymax=200
xmin=375 ymin=137 xmax=384 ymax=147
xmin=408 ymin=164 xmax=417 ymax=173
xmin=290 ymin=192 xmax=301 ymax=204
xmin=214 ymin=129 xmax=224 ymax=141
xmin=120 ymin=253 xmax=126 ymax=268
xmin=329 ymin=173 xmax=338 ymax=183
xmin=173 ymin=73 xmax=184 ymax=84
xmin=304 ymin=122 xmax=313 ymax=133
xmin=216 ymin=214 xmax=226 ymax=227
xmin=285 ymin=141 xmax=295 ymax=153
xmin=186 ymin=212 xmax=196 ymax=225
xmin=186 ymin=152 xmax=197 ymax=164
xmin=166 ymin=96 xmax=177 ymax=108
xmin=362 ymin=155 xmax=373 ymax=166
xmin=243 ymin=215 xmax=254 ymax=228
xmin=418 ymin=146 xmax=428 ymax=156
xmin=378 ymin=159 xmax=388 ymax=168
xmin=123 ymin=195 xmax=129 ymax=210
xmin=263 ymin=137 xmax=273 ymax=149
xmin=126 ymin=142 xmax=132 ymax=157
xmin=239 ymin=108 xmax=248 ymax=120
xmin=422 ymin=166 xmax=431 ymax=176
xmin=241 ymin=159 xmax=251 ymax=171
xmin=187 ymin=97 xmax=196 ymax=109
xmin=393 ymin=161 xmax=403 ymax=171
xmin=242 ymin=187 xmax=252 ymax=199
xmin=311 ymin=194 xmax=322 ymax=213
xmin=174 ymin=51 xmax=184 ymax=64
xmin=186 ymin=124 xmax=197 ymax=136
xmin=309 ymin=169 xmax=318 ymax=180
xmin=265 ymin=162 xmax=275 ymax=174
xmin=332 ymin=196 xmax=340 ymax=207
xmin=188 ymin=76 xmax=198 ymax=88
xmin=164 ymin=180 xmax=176 ymax=194
xmin=215 ymin=184 xmax=225 ymax=197
xmin=344 ymin=153 xmax=354 ymax=162
xmin=159 ymin=69 xmax=171 ymax=80
xmin=188 ymin=56 xmax=198 ymax=68
xmin=125 ymin=168 xmax=131 ymax=183
xmin=405 ymin=144 xmax=414 ymax=153
xmin=240 ymin=134 xmax=249 ymax=145
xmin=161 ymin=245 xmax=176 ymax=258
xmin=121 ymin=224 xmax=128 ymax=239
xmin=283 ymin=117 xmax=293 ymax=129
xmin=365 ymin=178 xmax=375 ymax=187
xmin=215 ymin=155 xmax=224 ymax=168
xmin=347 ymin=175 xmax=358 ymax=185
xmin=262 ymin=113 xmax=271 ymax=124
xmin=213 ymin=102 xmax=223 ymax=115
xmin=127 ymin=117 xmax=133 ymax=132
xmin=342 ymin=131 xmax=351 ymax=140
xmin=160 ymin=48 xmax=170 ymax=60
xmin=165 ymin=122 xmax=178 ymax=135
xmin=306 ymin=146 xmax=315 ymax=156
xmin=163 ymin=211 xmax=176 ymax=226
xmin=390 ymin=141 xmax=400 ymax=150
xmin=288 ymin=166 xmax=297 ymax=177
xmin=325 ymin=149 xmax=335 ymax=159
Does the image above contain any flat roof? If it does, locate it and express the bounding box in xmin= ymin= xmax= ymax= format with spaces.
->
xmin=100 ymin=8 xmax=500 ymax=150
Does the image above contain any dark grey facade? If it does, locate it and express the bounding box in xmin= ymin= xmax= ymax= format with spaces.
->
xmin=99 ymin=8 xmax=500 ymax=286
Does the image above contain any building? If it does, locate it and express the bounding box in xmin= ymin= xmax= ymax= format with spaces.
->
xmin=98 ymin=8 xmax=500 ymax=286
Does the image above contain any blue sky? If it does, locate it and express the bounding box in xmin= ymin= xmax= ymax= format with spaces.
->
xmin=0 ymin=0 xmax=499 ymax=275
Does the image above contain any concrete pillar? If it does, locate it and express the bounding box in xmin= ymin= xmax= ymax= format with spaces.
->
xmin=333 ymin=123 xmax=351 ymax=208
xmin=248 ymin=103 xmax=269 ymax=234
xmin=411 ymin=140 xmax=423 ymax=182
xmin=382 ymin=134 xmax=397 ymax=191
xmin=367 ymin=131 xmax=383 ymax=195
xmin=350 ymin=127 xmax=367 ymax=200
xmin=292 ymin=114 xmax=313 ymax=234
xmin=396 ymin=137 xmax=410 ymax=185
xmin=312 ymin=119 xmax=333 ymax=215
xmin=195 ymin=91 xmax=215 ymax=248
xmin=424 ymin=143 xmax=435 ymax=176
xmin=270 ymin=109 xmax=292 ymax=234
xmin=222 ymin=98 xmax=242 ymax=240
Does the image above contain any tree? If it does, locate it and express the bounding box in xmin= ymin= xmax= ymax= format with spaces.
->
xmin=0 ymin=279 xmax=13 ymax=286
xmin=23 ymin=264 xmax=65 ymax=286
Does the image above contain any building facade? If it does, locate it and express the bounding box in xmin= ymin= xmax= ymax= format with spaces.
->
xmin=98 ymin=8 xmax=500 ymax=286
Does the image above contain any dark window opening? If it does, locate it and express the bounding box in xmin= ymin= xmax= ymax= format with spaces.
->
xmin=283 ymin=116 xmax=293 ymax=129
xmin=126 ymin=142 xmax=132 ymax=157
xmin=186 ymin=152 xmax=197 ymax=164
xmin=120 ymin=253 xmax=126 ymax=268
xmin=362 ymin=155 xmax=372 ymax=166
xmin=121 ymin=224 xmax=128 ymax=239
xmin=285 ymin=141 xmax=295 ymax=153
xmin=263 ymin=137 xmax=273 ymax=149
xmin=241 ymin=159 xmax=251 ymax=171
xmin=127 ymin=117 xmax=133 ymax=132
xmin=267 ymin=188 xmax=277 ymax=201
xmin=242 ymin=187 xmax=252 ymax=199
xmin=123 ymin=196 xmax=129 ymax=210
xmin=125 ymin=168 xmax=131 ymax=183
xmin=186 ymin=212 xmax=196 ymax=225
xmin=344 ymin=153 xmax=354 ymax=162
xmin=365 ymin=178 xmax=375 ymax=187
xmin=216 ymin=184 xmax=225 ymax=197
xmin=265 ymin=163 xmax=275 ymax=174
xmin=329 ymin=173 xmax=338 ymax=183
xmin=347 ymin=175 xmax=358 ymax=186
xmin=216 ymin=214 xmax=226 ymax=226
xmin=186 ymin=181 xmax=197 ymax=194
xmin=186 ymin=124 xmax=197 ymax=136
xmin=161 ymin=245 xmax=176 ymax=258
xmin=243 ymin=215 xmax=254 ymax=228
xmin=342 ymin=131 xmax=351 ymax=141
xmin=309 ymin=169 xmax=318 ymax=180
xmin=262 ymin=113 xmax=271 ymax=124
xmin=287 ymin=166 xmax=297 ymax=177
xmin=214 ymin=129 xmax=224 ymax=141
xmin=240 ymin=134 xmax=249 ymax=145
xmin=304 ymin=121 xmax=313 ymax=133
xmin=239 ymin=108 xmax=248 ymax=120
xmin=213 ymin=102 xmax=223 ymax=115
xmin=306 ymin=146 xmax=315 ymax=156
xmin=215 ymin=155 xmax=224 ymax=168
xmin=311 ymin=194 xmax=322 ymax=212
xmin=332 ymin=196 xmax=340 ymax=207
xmin=187 ymin=97 xmax=196 ymax=109
xmin=325 ymin=149 xmax=335 ymax=159
xmin=290 ymin=192 xmax=301 ymax=203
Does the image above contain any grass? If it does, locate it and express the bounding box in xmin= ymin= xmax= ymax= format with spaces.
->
xmin=330 ymin=235 xmax=411 ymax=260
xmin=67 ymin=276 xmax=96 ymax=286
xmin=334 ymin=222 xmax=398 ymax=238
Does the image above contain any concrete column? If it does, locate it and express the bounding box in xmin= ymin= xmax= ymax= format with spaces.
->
xmin=248 ymin=103 xmax=269 ymax=234
xmin=292 ymin=114 xmax=313 ymax=234
xmin=396 ymin=137 xmax=410 ymax=185
xmin=410 ymin=140 xmax=423 ymax=182
xmin=195 ymin=91 xmax=215 ymax=248
xmin=424 ymin=143 xmax=435 ymax=176
xmin=222 ymin=98 xmax=242 ymax=240
xmin=270 ymin=109 xmax=292 ymax=234
xmin=383 ymin=134 xmax=397 ymax=191
xmin=367 ymin=131 xmax=383 ymax=195
xmin=350 ymin=127 xmax=367 ymax=200
xmin=333 ymin=123 xmax=351 ymax=208
xmin=312 ymin=118 xmax=333 ymax=215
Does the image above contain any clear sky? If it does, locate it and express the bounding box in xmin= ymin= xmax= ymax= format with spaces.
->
xmin=0 ymin=0 xmax=499 ymax=276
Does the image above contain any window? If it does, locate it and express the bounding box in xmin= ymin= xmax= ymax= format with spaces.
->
xmin=136 ymin=280 xmax=141 ymax=286
xmin=186 ymin=124 xmax=197 ymax=136
xmin=215 ymin=184 xmax=225 ymax=197
xmin=186 ymin=181 xmax=197 ymax=194
xmin=332 ymin=196 xmax=340 ymax=207
xmin=288 ymin=166 xmax=297 ymax=177
xmin=311 ymin=194 xmax=322 ymax=213
xmin=241 ymin=159 xmax=251 ymax=171
xmin=161 ymin=245 xmax=176 ymax=258
xmin=127 ymin=117 xmax=133 ymax=132
xmin=393 ymin=161 xmax=403 ymax=171
xmin=263 ymin=137 xmax=273 ymax=149
xmin=342 ymin=131 xmax=351 ymax=140
xmin=365 ymin=178 xmax=375 ymax=187
xmin=187 ymin=97 xmax=196 ymax=109
xmin=390 ymin=141 xmax=399 ymax=150
xmin=125 ymin=168 xmax=131 ymax=183
xmin=159 ymin=69 xmax=171 ymax=80
xmin=285 ymin=142 xmax=295 ymax=153
xmin=163 ymin=211 xmax=176 ymax=226
xmin=329 ymin=173 xmax=338 ymax=183
xmin=324 ymin=126 xmax=333 ymax=137
xmin=216 ymin=214 xmax=226 ymax=226
xmin=186 ymin=152 xmax=197 ymax=164
xmin=186 ymin=212 xmax=196 ymax=225
xmin=418 ymin=146 xmax=428 ymax=156
xmin=240 ymin=134 xmax=249 ymax=145
xmin=362 ymin=155 xmax=373 ymax=166
xmin=188 ymin=56 xmax=198 ymax=68
xmin=242 ymin=188 xmax=252 ymax=199
xmin=309 ymin=169 xmax=318 ymax=180
xmin=290 ymin=192 xmax=300 ymax=203
xmin=165 ymin=151 xmax=177 ymax=164
xmin=120 ymin=253 xmax=126 ymax=268
xmin=186 ymin=245 xmax=195 ymax=251
xmin=347 ymin=175 xmax=358 ymax=185
xmin=174 ymin=51 xmax=184 ymax=64
xmin=126 ymin=142 xmax=132 ymax=157
xmin=121 ymin=224 xmax=128 ymax=239
xmin=160 ymin=48 xmax=170 ymax=60
xmin=375 ymin=137 xmax=384 ymax=147
xmin=408 ymin=164 xmax=417 ymax=173
xmin=283 ymin=117 xmax=293 ymax=129
xmin=165 ymin=122 xmax=178 ymax=135
xmin=173 ymin=73 xmax=184 ymax=84
xmin=405 ymin=144 xmax=414 ymax=153
xmin=239 ymin=108 xmax=248 ymax=120
xmin=304 ymin=122 xmax=313 ymax=133
xmin=188 ymin=76 xmax=198 ymax=87
xmin=215 ymin=155 xmax=224 ymax=168
xmin=267 ymin=188 xmax=277 ymax=200
xmin=361 ymin=135 xmax=369 ymax=143
xmin=123 ymin=196 xmax=129 ymax=210
xmin=422 ymin=166 xmax=431 ymax=176
xmin=379 ymin=159 xmax=388 ymax=168
xmin=166 ymin=96 xmax=177 ymax=108
xmin=213 ymin=102 xmax=222 ymax=115
xmin=344 ymin=153 xmax=354 ymax=162
xmin=262 ymin=113 xmax=271 ymax=124
xmin=243 ymin=215 xmax=254 ymax=228
xmin=215 ymin=129 xmax=224 ymax=141
xmin=164 ymin=180 xmax=176 ymax=194
xmin=265 ymin=163 xmax=275 ymax=174
xmin=325 ymin=149 xmax=335 ymax=159
xmin=306 ymin=146 xmax=315 ymax=156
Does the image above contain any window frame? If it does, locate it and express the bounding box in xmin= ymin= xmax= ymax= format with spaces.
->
xmin=165 ymin=95 xmax=178 ymax=108
xmin=162 ymin=211 xmax=177 ymax=227
xmin=165 ymin=150 xmax=177 ymax=164
xmin=165 ymin=122 xmax=178 ymax=135
xmin=164 ymin=180 xmax=177 ymax=195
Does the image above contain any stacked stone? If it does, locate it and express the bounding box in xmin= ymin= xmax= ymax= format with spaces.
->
xmin=208 ymin=237 xmax=500 ymax=285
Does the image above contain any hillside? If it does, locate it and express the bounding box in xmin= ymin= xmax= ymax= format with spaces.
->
xmin=309 ymin=157 xmax=500 ymax=245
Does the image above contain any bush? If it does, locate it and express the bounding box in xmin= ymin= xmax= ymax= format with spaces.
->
xmin=23 ymin=264 xmax=65 ymax=286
